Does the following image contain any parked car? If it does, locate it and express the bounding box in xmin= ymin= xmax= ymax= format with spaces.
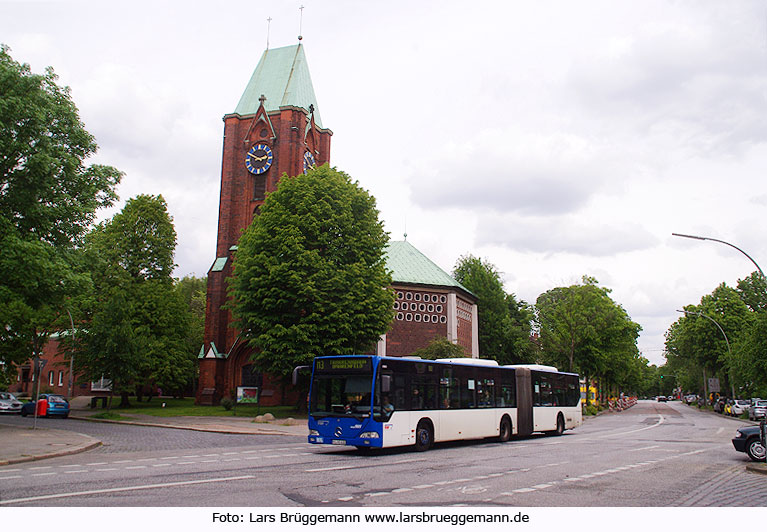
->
xmin=714 ymin=398 xmax=728 ymax=414
xmin=730 ymin=399 xmax=751 ymax=416
xmin=20 ymin=394 xmax=70 ymax=418
xmin=0 ymin=392 xmax=23 ymax=414
xmin=749 ymin=400 xmax=767 ymax=421
xmin=733 ymin=426 xmax=766 ymax=461
xmin=657 ymin=396 xmax=667 ymax=402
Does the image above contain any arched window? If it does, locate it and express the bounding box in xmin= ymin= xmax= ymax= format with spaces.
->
xmin=241 ymin=364 xmax=263 ymax=388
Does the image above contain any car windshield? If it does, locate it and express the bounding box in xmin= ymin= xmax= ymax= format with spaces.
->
xmin=0 ymin=393 xmax=13 ymax=400
xmin=736 ymin=400 xmax=750 ymax=405
xmin=757 ymin=401 xmax=767 ymax=407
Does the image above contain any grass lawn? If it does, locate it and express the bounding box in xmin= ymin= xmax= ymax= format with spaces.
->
xmin=87 ymin=397 xmax=306 ymax=419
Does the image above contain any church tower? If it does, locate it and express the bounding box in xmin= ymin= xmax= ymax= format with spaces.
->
xmin=197 ymin=44 xmax=332 ymax=405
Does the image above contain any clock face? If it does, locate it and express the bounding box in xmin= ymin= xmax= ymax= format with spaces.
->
xmin=245 ymin=144 xmax=274 ymax=175
xmin=303 ymin=150 xmax=316 ymax=174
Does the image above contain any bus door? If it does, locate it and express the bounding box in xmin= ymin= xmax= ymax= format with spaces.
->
xmin=515 ymin=368 xmax=533 ymax=437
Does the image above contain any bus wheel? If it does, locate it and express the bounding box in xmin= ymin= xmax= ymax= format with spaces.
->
xmin=414 ymin=420 xmax=433 ymax=452
xmin=554 ymin=414 xmax=565 ymax=436
xmin=499 ymin=417 xmax=512 ymax=442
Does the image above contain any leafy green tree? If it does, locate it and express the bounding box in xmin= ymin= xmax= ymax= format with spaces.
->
xmin=0 ymin=46 xmax=121 ymax=382
xmin=452 ymin=255 xmax=534 ymax=364
xmin=506 ymin=293 xmax=537 ymax=364
xmin=737 ymin=271 xmax=767 ymax=313
xmin=77 ymin=195 xmax=192 ymax=406
xmin=229 ymin=165 xmax=395 ymax=380
xmin=666 ymin=283 xmax=753 ymax=399
xmin=175 ymin=275 xmax=207 ymax=356
xmin=453 ymin=255 xmax=509 ymax=358
xmin=411 ymin=336 xmax=468 ymax=360
xmin=536 ymin=276 xmax=641 ymax=403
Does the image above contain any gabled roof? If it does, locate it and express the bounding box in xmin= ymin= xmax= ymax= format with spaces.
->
xmin=234 ymin=44 xmax=323 ymax=128
xmin=385 ymin=241 xmax=475 ymax=299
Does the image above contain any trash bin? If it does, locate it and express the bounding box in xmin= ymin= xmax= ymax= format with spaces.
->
xmin=36 ymin=397 xmax=48 ymax=417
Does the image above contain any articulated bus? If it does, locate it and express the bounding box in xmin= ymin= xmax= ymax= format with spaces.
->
xmin=306 ymin=355 xmax=582 ymax=451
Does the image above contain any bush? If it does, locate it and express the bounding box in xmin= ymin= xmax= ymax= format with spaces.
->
xmin=583 ymin=404 xmax=599 ymax=416
xmin=220 ymin=397 xmax=234 ymax=411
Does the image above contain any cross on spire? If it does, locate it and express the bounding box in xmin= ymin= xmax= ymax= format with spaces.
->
xmin=298 ymin=5 xmax=304 ymax=41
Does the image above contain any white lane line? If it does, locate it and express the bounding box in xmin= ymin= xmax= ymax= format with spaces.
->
xmin=306 ymin=464 xmax=355 ymax=472
xmin=86 ymin=462 xmax=108 ymax=466
xmin=0 ymin=475 xmax=257 ymax=505
xmin=594 ymin=414 xmax=665 ymax=439
xmin=31 ymin=472 xmax=56 ymax=477
xmin=64 ymin=470 xmax=88 ymax=474
xmin=630 ymin=445 xmax=659 ymax=452
xmin=0 ymin=475 xmax=22 ymax=480
xmin=95 ymin=468 xmax=118 ymax=472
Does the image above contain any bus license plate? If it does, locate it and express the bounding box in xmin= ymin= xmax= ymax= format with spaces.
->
xmin=331 ymin=439 xmax=346 ymax=445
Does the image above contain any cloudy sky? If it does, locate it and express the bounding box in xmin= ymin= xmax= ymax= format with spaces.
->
xmin=3 ymin=0 xmax=767 ymax=366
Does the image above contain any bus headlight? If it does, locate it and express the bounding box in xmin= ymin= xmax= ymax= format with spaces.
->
xmin=358 ymin=431 xmax=380 ymax=439
xmin=309 ymin=430 xmax=320 ymax=436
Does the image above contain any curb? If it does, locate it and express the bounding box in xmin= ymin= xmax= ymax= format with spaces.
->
xmin=0 ymin=440 xmax=102 ymax=467
xmin=746 ymin=463 xmax=767 ymax=475
xmin=68 ymin=414 xmax=304 ymax=437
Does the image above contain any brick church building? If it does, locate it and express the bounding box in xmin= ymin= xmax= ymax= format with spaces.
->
xmin=196 ymin=43 xmax=477 ymax=407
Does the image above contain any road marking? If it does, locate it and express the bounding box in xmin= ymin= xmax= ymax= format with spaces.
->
xmin=630 ymin=445 xmax=659 ymax=452
xmin=64 ymin=470 xmax=88 ymax=474
xmin=0 ymin=475 xmax=257 ymax=505
xmin=95 ymin=468 xmax=118 ymax=472
xmin=0 ymin=475 xmax=22 ymax=480
xmin=306 ymin=464 xmax=355 ymax=472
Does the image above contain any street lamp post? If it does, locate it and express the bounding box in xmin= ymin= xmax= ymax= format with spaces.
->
xmin=65 ymin=309 xmax=76 ymax=399
xmin=671 ymin=233 xmax=766 ymax=280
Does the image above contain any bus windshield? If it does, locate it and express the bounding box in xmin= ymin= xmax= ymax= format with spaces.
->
xmin=309 ymin=357 xmax=374 ymax=419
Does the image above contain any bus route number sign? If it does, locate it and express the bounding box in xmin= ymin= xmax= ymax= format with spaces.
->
xmin=315 ymin=358 xmax=372 ymax=374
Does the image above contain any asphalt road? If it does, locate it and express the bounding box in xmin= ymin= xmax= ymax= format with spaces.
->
xmin=0 ymin=400 xmax=763 ymax=507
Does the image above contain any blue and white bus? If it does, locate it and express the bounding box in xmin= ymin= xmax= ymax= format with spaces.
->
xmin=306 ymin=355 xmax=582 ymax=451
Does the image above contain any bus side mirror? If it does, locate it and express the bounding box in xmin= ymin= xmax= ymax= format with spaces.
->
xmin=381 ymin=375 xmax=391 ymax=393
xmin=292 ymin=365 xmax=310 ymax=386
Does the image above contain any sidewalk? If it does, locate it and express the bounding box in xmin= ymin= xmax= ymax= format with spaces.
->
xmin=0 ymin=407 xmax=308 ymax=466
xmin=0 ymin=423 xmax=102 ymax=466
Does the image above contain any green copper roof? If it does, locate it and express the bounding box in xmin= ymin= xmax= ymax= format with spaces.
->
xmin=385 ymin=241 xmax=474 ymax=297
xmin=234 ymin=44 xmax=323 ymax=128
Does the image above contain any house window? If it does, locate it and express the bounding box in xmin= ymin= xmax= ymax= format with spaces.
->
xmin=48 ymin=371 xmax=54 ymax=386
xmin=58 ymin=371 xmax=64 ymax=387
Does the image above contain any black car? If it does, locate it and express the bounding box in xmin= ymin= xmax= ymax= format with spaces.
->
xmin=732 ymin=426 xmax=766 ymax=461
